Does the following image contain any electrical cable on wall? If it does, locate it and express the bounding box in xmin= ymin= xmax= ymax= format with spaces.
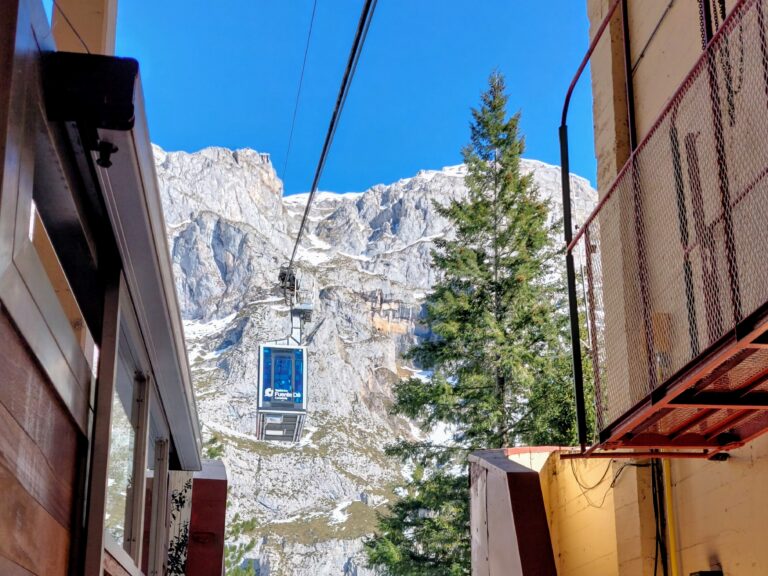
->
xmin=570 ymin=459 xmax=651 ymax=510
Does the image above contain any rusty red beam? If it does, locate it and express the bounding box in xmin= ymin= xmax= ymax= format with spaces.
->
xmin=704 ymin=410 xmax=757 ymax=441
xmin=671 ymin=391 xmax=768 ymax=410
xmin=560 ymin=450 xmax=714 ymax=460
xmin=561 ymin=0 xmax=622 ymax=128
xmin=667 ymin=409 xmax=717 ymax=439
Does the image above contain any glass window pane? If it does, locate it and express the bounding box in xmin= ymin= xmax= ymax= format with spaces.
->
xmin=141 ymin=438 xmax=158 ymax=573
xmin=293 ymin=348 xmax=304 ymax=405
xmin=105 ymin=358 xmax=136 ymax=551
xmin=274 ymin=353 xmax=293 ymax=394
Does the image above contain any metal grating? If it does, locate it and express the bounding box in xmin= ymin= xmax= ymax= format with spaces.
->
xmin=256 ymin=411 xmax=306 ymax=443
xmin=570 ymin=0 xmax=768 ymax=455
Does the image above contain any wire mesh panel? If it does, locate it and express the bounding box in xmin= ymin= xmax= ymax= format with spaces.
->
xmin=571 ymin=0 xmax=768 ymax=449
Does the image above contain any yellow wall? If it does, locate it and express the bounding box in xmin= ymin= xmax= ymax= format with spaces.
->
xmin=512 ymin=443 xmax=768 ymax=576
xmin=670 ymin=435 xmax=768 ymax=574
xmin=510 ymin=450 xmax=619 ymax=576
xmin=627 ymin=1 xmax=702 ymax=144
xmin=568 ymin=1 xmax=768 ymax=573
xmin=583 ymin=0 xmax=768 ymax=420
xmin=586 ymin=0 xmax=742 ymax=176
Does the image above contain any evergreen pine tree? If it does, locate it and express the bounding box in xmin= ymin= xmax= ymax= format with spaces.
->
xmin=365 ymin=72 xmax=587 ymax=575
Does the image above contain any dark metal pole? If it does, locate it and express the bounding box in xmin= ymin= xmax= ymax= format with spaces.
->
xmin=622 ymin=0 xmax=658 ymax=391
xmin=621 ymin=0 xmax=638 ymax=150
xmin=560 ymin=125 xmax=588 ymax=452
xmin=559 ymin=0 xmax=622 ymax=453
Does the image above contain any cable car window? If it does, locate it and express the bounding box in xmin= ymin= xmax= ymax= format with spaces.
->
xmin=293 ymin=348 xmax=303 ymax=404
xmin=272 ymin=352 xmax=294 ymax=403
xmin=257 ymin=345 xmax=308 ymax=441
xmin=260 ymin=346 xmax=306 ymax=408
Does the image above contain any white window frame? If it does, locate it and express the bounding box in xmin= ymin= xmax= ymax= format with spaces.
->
xmin=147 ymin=437 xmax=171 ymax=576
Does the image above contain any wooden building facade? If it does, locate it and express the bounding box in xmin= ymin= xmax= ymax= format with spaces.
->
xmin=0 ymin=0 xmax=225 ymax=574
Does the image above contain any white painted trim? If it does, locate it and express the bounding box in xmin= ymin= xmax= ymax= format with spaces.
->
xmin=0 ymin=263 xmax=89 ymax=429
xmin=147 ymin=438 xmax=170 ymax=576
xmin=93 ymin=120 xmax=202 ymax=470
xmin=128 ymin=373 xmax=150 ymax=563
xmin=14 ymin=237 xmax=91 ymax=384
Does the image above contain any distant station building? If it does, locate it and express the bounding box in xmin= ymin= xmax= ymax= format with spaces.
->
xmin=0 ymin=1 xmax=226 ymax=574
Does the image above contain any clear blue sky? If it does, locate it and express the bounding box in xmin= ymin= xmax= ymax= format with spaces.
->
xmin=54 ymin=1 xmax=598 ymax=195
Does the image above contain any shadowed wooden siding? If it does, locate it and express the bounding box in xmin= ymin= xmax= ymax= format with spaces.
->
xmin=0 ymin=308 xmax=79 ymax=575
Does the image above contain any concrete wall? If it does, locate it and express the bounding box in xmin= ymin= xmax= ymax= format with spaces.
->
xmin=577 ymin=1 xmax=768 ymax=572
xmin=583 ymin=0 xmax=768 ymax=425
xmin=670 ymin=435 xmax=768 ymax=574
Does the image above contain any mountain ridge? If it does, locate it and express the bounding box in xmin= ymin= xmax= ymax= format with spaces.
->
xmin=156 ymin=144 xmax=596 ymax=574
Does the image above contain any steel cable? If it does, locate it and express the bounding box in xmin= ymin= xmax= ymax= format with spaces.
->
xmin=287 ymin=0 xmax=378 ymax=269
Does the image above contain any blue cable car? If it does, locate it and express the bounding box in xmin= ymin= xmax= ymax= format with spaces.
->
xmin=256 ymin=344 xmax=307 ymax=442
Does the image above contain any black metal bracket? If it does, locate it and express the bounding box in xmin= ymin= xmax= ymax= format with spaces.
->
xmin=95 ymin=140 xmax=118 ymax=168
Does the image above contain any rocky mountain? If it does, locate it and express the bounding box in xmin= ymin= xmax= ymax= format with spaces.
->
xmin=155 ymin=145 xmax=596 ymax=575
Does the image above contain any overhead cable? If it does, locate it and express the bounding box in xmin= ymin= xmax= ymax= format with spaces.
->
xmin=287 ymin=0 xmax=378 ymax=269
xmin=281 ymin=0 xmax=319 ymax=183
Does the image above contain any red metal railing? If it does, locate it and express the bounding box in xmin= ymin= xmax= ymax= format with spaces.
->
xmin=570 ymin=0 xmax=768 ymax=439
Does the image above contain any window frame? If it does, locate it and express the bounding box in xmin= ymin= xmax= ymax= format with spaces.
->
xmin=111 ymin=293 xmax=176 ymax=575
xmin=146 ymin=436 xmax=170 ymax=576
xmin=0 ymin=0 xmax=91 ymax=434
xmin=87 ymin=273 xmax=174 ymax=576
xmin=101 ymin=357 xmax=146 ymax=565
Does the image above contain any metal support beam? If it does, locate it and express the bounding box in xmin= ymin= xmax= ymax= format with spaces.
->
xmin=84 ymin=269 xmax=123 ymax=576
xmin=560 ymin=125 xmax=588 ymax=451
xmin=671 ymin=392 xmax=768 ymax=410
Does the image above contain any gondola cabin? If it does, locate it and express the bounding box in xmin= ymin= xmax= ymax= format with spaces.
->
xmin=256 ymin=344 xmax=308 ymax=442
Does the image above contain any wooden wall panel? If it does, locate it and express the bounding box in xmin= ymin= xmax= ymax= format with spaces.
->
xmin=0 ymin=307 xmax=80 ymax=574
xmin=187 ymin=473 xmax=228 ymax=576
xmin=0 ymin=308 xmax=79 ymax=485
xmin=0 ymin=2 xmax=83 ymax=574
xmin=0 ymin=463 xmax=70 ymax=575
xmin=0 ymin=556 xmax=34 ymax=576
xmin=0 ymin=555 xmax=35 ymax=576
xmin=0 ymin=401 xmax=73 ymax=525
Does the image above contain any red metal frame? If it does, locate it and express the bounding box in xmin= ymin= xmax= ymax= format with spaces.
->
xmin=565 ymin=0 xmax=768 ymax=458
